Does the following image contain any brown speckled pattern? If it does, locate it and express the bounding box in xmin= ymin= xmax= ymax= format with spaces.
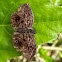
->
xmin=13 ymin=32 xmax=36 ymax=59
xmin=11 ymin=3 xmax=34 ymax=30
xmin=11 ymin=3 xmax=36 ymax=60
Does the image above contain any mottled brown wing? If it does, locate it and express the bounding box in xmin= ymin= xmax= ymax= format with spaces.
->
xmin=11 ymin=3 xmax=34 ymax=30
xmin=13 ymin=32 xmax=36 ymax=59
xmin=11 ymin=3 xmax=36 ymax=60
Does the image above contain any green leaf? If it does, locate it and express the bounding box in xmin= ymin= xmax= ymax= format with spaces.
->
xmin=0 ymin=0 xmax=62 ymax=62
xmin=60 ymin=51 xmax=62 ymax=58
xmin=0 ymin=25 xmax=22 ymax=62
xmin=33 ymin=5 xmax=62 ymax=45
xmin=39 ymin=48 xmax=54 ymax=62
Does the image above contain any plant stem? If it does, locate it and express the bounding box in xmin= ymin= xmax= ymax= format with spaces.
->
xmin=43 ymin=46 xmax=62 ymax=51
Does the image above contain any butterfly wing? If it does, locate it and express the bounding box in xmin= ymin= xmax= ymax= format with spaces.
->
xmin=23 ymin=34 xmax=36 ymax=59
xmin=11 ymin=3 xmax=34 ymax=30
xmin=18 ymin=3 xmax=34 ymax=28
xmin=13 ymin=32 xmax=28 ymax=51
xmin=13 ymin=32 xmax=36 ymax=59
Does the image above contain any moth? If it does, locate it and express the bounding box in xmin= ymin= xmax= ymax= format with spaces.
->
xmin=11 ymin=3 xmax=37 ymax=59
